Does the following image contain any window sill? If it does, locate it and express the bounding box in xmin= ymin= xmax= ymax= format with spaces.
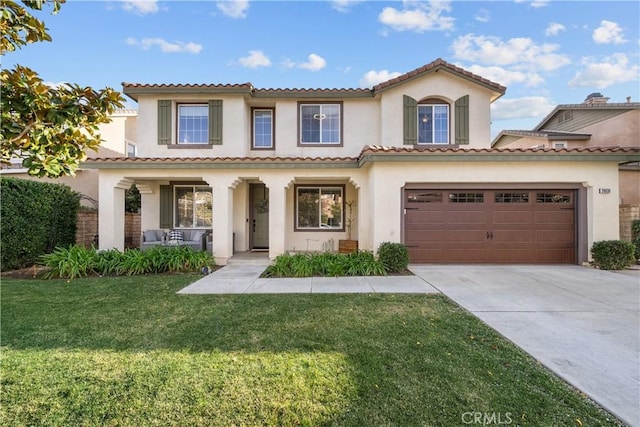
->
xmin=167 ymin=144 xmax=213 ymax=149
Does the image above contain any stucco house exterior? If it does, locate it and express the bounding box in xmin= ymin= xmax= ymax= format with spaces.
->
xmin=83 ymin=59 xmax=639 ymax=265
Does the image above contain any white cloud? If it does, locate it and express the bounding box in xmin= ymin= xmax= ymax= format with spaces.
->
xmin=331 ymin=0 xmax=364 ymax=13
xmin=298 ymin=54 xmax=326 ymax=72
xmin=464 ymin=64 xmax=544 ymax=87
xmin=379 ymin=0 xmax=455 ymax=33
xmin=451 ymin=34 xmax=570 ymax=72
xmin=592 ymin=20 xmax=627 ymax=44
xmin=121 ymin=0 xmax=159 ymax=15
xmin=514 ymin=0 xmax=549 ymax=8
xmin=545 ymin=22 xmax=565 ymax=36
xmin=474 ymin=9 xmax=490 ymax=23
xmin=238 ymin=50 xmax=271 ymax=68
xmin=569 ymin=53 xmax=639 ymax=89
xmin=359 ymin=70 xmax=402 ymax=88
xmin=491 ymin=96 xmax=555 ymax=120
xmin=126 ymin=37 xmax=203 ymax=54
xmin=217 ymin=0 xmax=249 ymax=18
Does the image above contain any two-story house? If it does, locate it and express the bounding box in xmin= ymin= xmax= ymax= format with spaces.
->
xmin=84 ymin=59 xmax=639 ymax=265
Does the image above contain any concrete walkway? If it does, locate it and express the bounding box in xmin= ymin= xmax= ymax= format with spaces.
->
xmin=178 ymin=263 xmax=639 ymax=426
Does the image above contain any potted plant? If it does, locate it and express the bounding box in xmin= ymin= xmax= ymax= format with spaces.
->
xmin=339 ymin=200 xmax=358 ymax=253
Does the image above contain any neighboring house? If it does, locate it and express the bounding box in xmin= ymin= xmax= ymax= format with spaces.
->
xmin=1 ymin=109 xmax=138 ymax=206
xmin=83 ymin=59 xmax=639 ymax=265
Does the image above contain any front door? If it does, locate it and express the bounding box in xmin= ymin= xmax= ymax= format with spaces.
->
xmin=250 ymin=184 xmax=269 ymax=249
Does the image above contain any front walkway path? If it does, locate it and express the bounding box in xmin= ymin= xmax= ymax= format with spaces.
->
xmin=177 ymin=264 xmax=439 ymax=294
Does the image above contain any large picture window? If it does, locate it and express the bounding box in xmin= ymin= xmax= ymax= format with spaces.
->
xmin=295 ymin=185 xmax=344 ymax=230
xmin=174 ymin=186 xmax=212 ymax=228
xmin=252 ymin=108 xmax=274 ymax=149
xmin=418 ymin=104 xmax=449 ymax=144
xmin=299 ymin=103 xmax=341 ymax=145
xmin=178 ymin=104 xmax=208 ymax=144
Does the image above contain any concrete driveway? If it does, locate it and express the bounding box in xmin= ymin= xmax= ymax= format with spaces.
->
xmin=409 ymin=265 xmax=640 ymax=427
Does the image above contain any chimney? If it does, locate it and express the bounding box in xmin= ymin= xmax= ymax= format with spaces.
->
xmin=627 ymin=96 xmax=631 ymax=103
xmin=584 ymin=92 xmax=609 ymax=105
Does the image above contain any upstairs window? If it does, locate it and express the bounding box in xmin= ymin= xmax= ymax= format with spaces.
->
xmin=178 ymin=104 xmax=208 ymax=144
xmin=299 ymin=103 xmax=342 ymax=145
xmin=252 ymin=108 xmax=274 ymax=149
xmin=418 ymin=104 xmax=449 ymax=144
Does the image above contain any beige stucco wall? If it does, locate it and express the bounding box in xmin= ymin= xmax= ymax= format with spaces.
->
xmin=97 ymin=159 xmax=621 ymax=265
xmin=367 ymin=160 xmax=620 ymax=257
xmin=620 ymin=170 xmax=640 ymax=205
xmin=576 ymin=110 xmax=639 ymax=148
xmin=379 ymin=72 xmax=494 ymax=148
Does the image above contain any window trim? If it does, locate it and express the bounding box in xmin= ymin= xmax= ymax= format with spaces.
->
xmin=251 ymin=107 xmax=275 ymax=150
xmin=294 ymin=184 xmax=346 ymax=232
xmin=297 ymin=101 xmax=344 ymax=147
xmin=176 ymin=103 xmax=209 ymax=145
xmin=173 ymin=184 xmax=213 ymax=229
xmin=417 ymin=102 xmax=450 ymax=145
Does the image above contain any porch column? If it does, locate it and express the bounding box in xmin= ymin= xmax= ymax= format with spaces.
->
xmin=98 ymin=174 xmax=130 ymax=251
xmin=205 ymin=178 xmax=234 ymax=265
xmin=262 ymin=176 xmax=289 ymax=261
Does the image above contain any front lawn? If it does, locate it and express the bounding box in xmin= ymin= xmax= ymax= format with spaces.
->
xmin=0 ymin=275 xmax=622 ymax=426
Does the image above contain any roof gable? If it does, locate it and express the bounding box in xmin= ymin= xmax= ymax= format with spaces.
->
xmin=122 ymin=58 xmax=506 ymax=102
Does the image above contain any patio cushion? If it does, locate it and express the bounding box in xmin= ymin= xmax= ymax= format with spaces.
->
xmin=186 ymin=229 xmax=205 ymax=242
xmin=143 ymin=230 xmax=163 ymax=242
xmin=168 ymin=230 xmax=184 ymax=242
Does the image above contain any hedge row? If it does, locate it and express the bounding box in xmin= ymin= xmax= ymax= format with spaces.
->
xmin=1 ymin=177 xmax=80 ymax=270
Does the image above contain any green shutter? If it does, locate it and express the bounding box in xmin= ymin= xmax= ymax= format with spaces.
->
xmin=455 ymin=95 xmax=469 ymax=145
xmin=209 ymin=99 xmax=223 ymax=145
xmin=157 ymin=100 xmax=172 ymax=145
xmin=159 ymin=185 xmax=173 ymax=229
xmin=403 ymin=95 xmax=417 ymax=145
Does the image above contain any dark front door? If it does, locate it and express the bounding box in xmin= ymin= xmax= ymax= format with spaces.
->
xmin=250 ymin=184 xmax=269 ymax=249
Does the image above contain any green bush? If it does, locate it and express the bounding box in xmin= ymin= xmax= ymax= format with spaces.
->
xmin=377 ymin=242 xmax=409 ymax=273
xmin=41 ymin=245 xmax=214 ymax=279
xmin=633 ymin=238 xmax=640 ymax=263
xmin=1 ymin=177 xmax=80 ymax=271
xmin=632 ymin=219 xmax=640 ymax=239
xmin=263 ymin=250 xmax=385 ymax=278
xmin=590 ymin=240 xmax=635 ymax=270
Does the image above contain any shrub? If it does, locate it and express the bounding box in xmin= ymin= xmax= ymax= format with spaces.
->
xmin=377 ymin=242 xmax=409 ymax=273
xmin=632 ymin=219 xmax=640 ymax=239
xmin=633 ymin=238 xmax=640 ymax=263
xmin=263 ymin=250 xmax=385 ymax=278
xmin=1 ymin=177 xmax=80 ymax=270
xmin=590 ymin=240 xmax=635 ymax=270
xmin=40 ymin=245 xmax=214 ymax=279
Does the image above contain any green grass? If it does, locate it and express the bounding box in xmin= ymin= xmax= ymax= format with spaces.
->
xmin=0 ymin=275 xmax=622 ymax=426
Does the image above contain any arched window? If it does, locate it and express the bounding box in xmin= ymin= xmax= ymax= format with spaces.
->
xmin=417 ymin=98 xmax=449 ymax=144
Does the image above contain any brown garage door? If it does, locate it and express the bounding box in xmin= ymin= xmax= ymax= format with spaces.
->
xmin=404 ymin=189 xmax=576 ymax=264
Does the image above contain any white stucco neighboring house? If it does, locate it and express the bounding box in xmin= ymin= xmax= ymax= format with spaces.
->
xmin=82 ymin=59 xmax=640 ymax=265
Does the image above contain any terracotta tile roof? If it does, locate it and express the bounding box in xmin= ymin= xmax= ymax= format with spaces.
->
xmin=121 ymin=58 xmax=506 ymax=101
xmin=372 ymin=58 xmax=506 ymax=95
xmin=360 ymin=145 xmax=639 ymax=155
xmin=84 ymin=156 xmax=358 ymax=164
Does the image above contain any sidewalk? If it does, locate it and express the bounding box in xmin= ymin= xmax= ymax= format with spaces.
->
xmin=177 ymin=264 xmax=439 ymax=294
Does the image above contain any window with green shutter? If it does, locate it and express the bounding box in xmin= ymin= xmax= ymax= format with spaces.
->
xmin=158 ymin=100 xmax=223 ymax=146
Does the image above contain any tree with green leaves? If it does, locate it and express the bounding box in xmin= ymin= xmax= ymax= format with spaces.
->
xmin=0 ymin=0 xmax=124 ymax=177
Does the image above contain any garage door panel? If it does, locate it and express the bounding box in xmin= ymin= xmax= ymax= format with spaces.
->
xmin=535 ymin=211 xmax=574 ymax=224
xmin=405 ymin=188 xmax=576 ymax=264
xmin=447 ymin=211 xmax=487 ymax=224
xmin=492 ymin=211 xmax=532 ymax=225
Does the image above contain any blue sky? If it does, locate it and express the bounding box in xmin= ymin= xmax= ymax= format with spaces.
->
xmin=4 ymin=0 xmax=640 ymax=136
